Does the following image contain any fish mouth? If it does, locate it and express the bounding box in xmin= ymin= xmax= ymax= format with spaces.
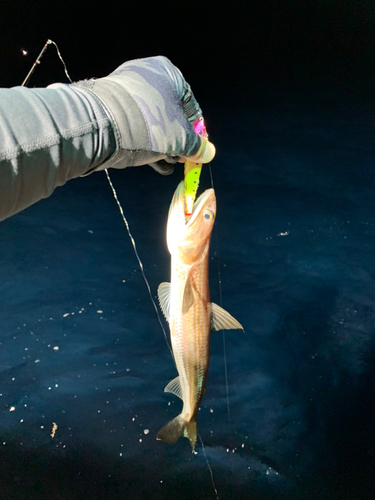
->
xmin=169 ymin=181 xmax=215 ymax=226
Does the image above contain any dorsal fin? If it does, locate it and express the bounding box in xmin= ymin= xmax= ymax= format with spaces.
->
xmin=182 ymin=277 xmax=195 ymax=314
xmin=211 ymin=303 xmax=244 ymax=332
xmin=157 ymin=282 xmax=171 ymax=322
xmin=164 ymin=376 xmax=182 ymax=399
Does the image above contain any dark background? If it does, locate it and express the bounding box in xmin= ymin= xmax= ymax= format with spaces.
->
xmin=0 ymin=1 xmax=375 ymax=499
xmin=1 ymin=1 xmax=374 ymax=97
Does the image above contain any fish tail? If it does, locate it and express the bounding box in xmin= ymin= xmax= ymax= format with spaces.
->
xmin=157 ymin=415 xmax=197 ymax=451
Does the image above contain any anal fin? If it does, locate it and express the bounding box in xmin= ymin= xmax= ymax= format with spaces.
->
xmin=164 ymin=376 xmax=182 ymax=400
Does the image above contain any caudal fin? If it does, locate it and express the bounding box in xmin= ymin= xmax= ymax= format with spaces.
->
xmin=157 ymin=415 xmax=197 ymax=450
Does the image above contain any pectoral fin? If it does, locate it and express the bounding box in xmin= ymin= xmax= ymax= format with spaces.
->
xmin=158 ymin=282 xmax=171 ymax=322
xmin=164 ymin=376 xmax=182 ymax=400
xmin=182 ymin=278 xmax=195 ymax=314
xmin=211 ymin=303 xmax=244 ymax=332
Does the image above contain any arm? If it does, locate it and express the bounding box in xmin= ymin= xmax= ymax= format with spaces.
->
xmin=0 ymin=56 xmax=215 ymax=222
xmin=0 ymin=84 xmax=115 ymax=221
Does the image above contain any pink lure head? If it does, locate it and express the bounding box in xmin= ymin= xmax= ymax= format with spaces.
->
xmin=194 ymin=119 xmax=206 ymax=137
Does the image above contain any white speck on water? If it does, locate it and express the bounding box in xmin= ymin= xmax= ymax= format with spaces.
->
xmin=9 ymin=407 xmax=15 ymax=412
xmin=88 ymin=230 xmax=93 ymax=233
xmin=143 ymin=429 xmax=149 ymax=435
xmin=35 ymin=359 xmax=40 ymax=363
xmin=63 ymin=313 xmax=70 ymax=318
xmin=139 ymin=438 xmax=142 ymax=443
xmin=53 ymin=346 xmax=59 ymax=351
xmin=209 ymin=408 xmax=214 ymax=413
xmin=97 ymin=310 xmax=103 ymax=314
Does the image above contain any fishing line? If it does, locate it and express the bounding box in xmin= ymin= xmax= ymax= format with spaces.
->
xmin=104 ymin=170 xmax=172 ymax=356
xmin=208 ymin=165 xmax=231 ymax=424
xmin=199 ymin=434 xmax=220 ymax=500
xmin=21 ymin=39 xmax=173 ymax=357
xmin=208 ymin=164 xmax=232 ymax=498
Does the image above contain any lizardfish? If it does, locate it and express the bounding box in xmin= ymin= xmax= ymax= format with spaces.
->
xmin=157 ymin=181 xmax=243 ymax=451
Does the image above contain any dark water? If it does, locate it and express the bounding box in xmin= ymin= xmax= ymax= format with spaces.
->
xmin=0 ymin=89 xmax=374 ymax=500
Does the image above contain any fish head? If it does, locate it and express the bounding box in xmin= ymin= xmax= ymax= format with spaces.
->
xmin=167 ymin=181 xmax=216 ymax=264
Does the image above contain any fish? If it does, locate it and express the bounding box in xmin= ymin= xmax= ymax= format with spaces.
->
xmin=156 ymin=181 xmax=243 ymax=451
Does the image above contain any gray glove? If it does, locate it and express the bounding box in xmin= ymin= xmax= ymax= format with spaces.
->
xmin=74 ymin=56 xmax=215 ymax=175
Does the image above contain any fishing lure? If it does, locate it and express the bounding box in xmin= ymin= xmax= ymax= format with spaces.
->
xmin=184 ymin=118 xmax=208 ymax=219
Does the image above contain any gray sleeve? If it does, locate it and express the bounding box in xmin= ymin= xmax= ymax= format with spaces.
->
xmin=0 ymin=84 xmax=116 ymax=222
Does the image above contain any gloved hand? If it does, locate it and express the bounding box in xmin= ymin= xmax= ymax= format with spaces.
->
xmin=74 ymin=56 xmax=216 ymax=175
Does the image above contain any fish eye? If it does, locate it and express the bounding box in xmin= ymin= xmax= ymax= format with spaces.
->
xmin=203 ymin=210 xmax=214 ymax=222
